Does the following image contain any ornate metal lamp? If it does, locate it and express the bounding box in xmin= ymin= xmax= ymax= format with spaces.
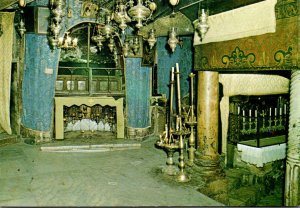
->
xmin=18 ymin=18 xmax=26 ymax=37
xmin=146 ymin=28 xmax=156 ymax=49
xmin=194 ymin=1 xmax=209 ymax=40
xmin=168 ymin=27 xmax=179 ymax=53
xmin=127 ymin=0 xmax=157 ymax=29
xmin=112 ymin=1 xmax=131 ymax=33
xmin=48 ymin=0 xmax=66 ymax=47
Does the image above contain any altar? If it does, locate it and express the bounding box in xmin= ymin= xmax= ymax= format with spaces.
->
xmin=55 ymin=96 xmax=124 ymax=139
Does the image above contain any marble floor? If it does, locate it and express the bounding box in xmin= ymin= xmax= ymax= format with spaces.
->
xmin=0 ymin=135 xmax=223 ymax=206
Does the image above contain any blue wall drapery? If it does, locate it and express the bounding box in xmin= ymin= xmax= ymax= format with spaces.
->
xmin=125 ymin=58 xmax=151 ymax=128
xmin=22 ymin=34 xmax=60 ymax=131
xmin=156 ymin=36 xmax=193 ymax=99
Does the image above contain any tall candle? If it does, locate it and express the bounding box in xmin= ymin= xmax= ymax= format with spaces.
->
xmin=171 ymin=67 xmax=174 ymax=81
xmin=284 ymin=104 xmax=287 ymax=115
xmin=249 ymin=109 xmax=252 ymax=117
xmin=255 ymin=110 xmax=257 ymax=117
xmin=275 ymin=108 xmax=277 ymax=116
xmin=269 ymin=108 xmax=272 ymax=117
xmin=237 ymin=106 xmax=240 ymax=115
xmin=175 ymin=115 xmax=179 ymax=131
xmin=279 ymin=107 xmax=282 ymax=116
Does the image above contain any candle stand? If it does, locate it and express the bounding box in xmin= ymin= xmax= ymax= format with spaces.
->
xmin=185 ymin=73 xmax=197 ymax=166
xmin=155 ymin=63 xmax=191 ymax=182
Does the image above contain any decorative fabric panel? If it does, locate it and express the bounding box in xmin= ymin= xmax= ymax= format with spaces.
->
xmin=0 ymin=12 xmax=14 ymax=134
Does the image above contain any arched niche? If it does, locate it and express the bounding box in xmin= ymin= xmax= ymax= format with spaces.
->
xmin=55 ymin=22 xmax=125 ymax=96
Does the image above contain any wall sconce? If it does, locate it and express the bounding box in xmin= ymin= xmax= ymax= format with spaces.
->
xmin=168 ymin=27 xmax=179 ymax=53
xmin=57 ymin=32 xmax=78 ymax=49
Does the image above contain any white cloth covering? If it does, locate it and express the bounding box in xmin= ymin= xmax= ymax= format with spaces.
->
xmin=237 ymin=143 xmax=286 ymax=167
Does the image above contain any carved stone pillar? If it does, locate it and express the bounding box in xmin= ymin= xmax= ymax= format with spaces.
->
xmin=194 ymin=71 xmax=220 ymax=176
xmin=285 ymin=70 xmax=300 ymax=206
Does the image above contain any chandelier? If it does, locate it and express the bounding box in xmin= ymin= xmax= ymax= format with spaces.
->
xmin=57 ymin=32 xmax=78 ymax=49
xmin=103 ymin=0 xmax=157 ymax=34
xmin=90 ymin=0 xmax=157 ymax=58
xmin=127 ymin=0 xmax=157 ymax=29
xmin=48 ymin=0 xmax=157 ymax=57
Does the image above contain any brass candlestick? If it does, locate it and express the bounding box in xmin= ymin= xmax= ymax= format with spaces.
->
xmin=169 ymin=67 xmax=175 ymax=132
xmin=186 ymin=73 xmax=197 ymax=166
xmin=156 ymin=140 xmax=179 ymax=176
xmin=155 ymin=67 xmax=179 ymax=176
xmin=156 ymin=125 xmax=179 ymax=176
xmin=175 ymin=63 xmax=190 ymax=182
xmin=186 ymin=120 xmax=196 ymax=166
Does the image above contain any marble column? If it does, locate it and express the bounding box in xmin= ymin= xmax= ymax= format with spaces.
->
xmin=285 ymin=70 xmax=300 ymax=206
xmin=194 ymin=71 xmax=220 ymax=176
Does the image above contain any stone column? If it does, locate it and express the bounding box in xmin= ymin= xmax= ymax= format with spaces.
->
xmin=194 ymin=71 xmax=220 ymax=176
xmin=285 ymin=70 xmax=300 ymax=206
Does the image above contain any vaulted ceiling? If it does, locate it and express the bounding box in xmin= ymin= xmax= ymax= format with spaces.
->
xmin=1 ymin=0 xmax=265 ymax=16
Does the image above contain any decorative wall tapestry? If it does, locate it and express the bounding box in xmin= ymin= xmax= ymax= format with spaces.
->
xmin=0 ymin=12 xmax=14 ymax=134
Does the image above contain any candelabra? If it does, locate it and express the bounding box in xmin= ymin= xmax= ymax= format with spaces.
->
xmin=156 ymin=64 xmax=190 ymax=182
xmin=174 ymin=63 xmax=190 ymax=182
xmin=57 ymin=32 xmax=78 ymax=49
xmin=229 ymin=95 xmax=289 ymax=146
xmin=156 ymin=67 xmax=179 ymax=176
